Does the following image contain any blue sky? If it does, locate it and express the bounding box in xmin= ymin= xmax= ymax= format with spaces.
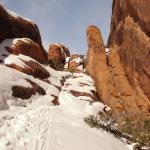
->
xmin=0 ymin=0 xmax=112 ymax=54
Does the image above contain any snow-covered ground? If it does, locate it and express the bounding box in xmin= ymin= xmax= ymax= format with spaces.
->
xmin=0 ymin=70 xmax=132 ymax=150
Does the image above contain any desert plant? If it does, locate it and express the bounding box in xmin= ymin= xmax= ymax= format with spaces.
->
xmin=52 ymin=59 xmax=64 ymax=71
xmin=69 ymin=68 xmax=75 ymax=75
xmin=144 ymin=120 xmax=150 ymax=132
xmin=84 ymin=111 xmax=150 ymax=149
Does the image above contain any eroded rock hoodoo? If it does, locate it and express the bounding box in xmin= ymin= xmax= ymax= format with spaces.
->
xmin=86 ymin=24 xmax=150 ymax=123
xmin=86 ymin=25 xmax=114 ymax=102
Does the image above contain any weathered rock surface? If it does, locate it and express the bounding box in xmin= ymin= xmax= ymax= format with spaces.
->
xmin=48 ymin=43 xmax=70 ymax=70
xmin=3 ymin=54 xmax=66 ymax=90
xmin=86 ymin=25 xmax=114 ymax=103
xmin=86 ymin=24 xmax=150 ymax=123
xmin=108 ymin=49 xmax=150 ymax=121
xmin=6 ymin=59 xmax=50 ymax=80
xmin=108 ymin=0 xmax=150 ymax=47
xmin=1 ymin=38 xmax=47 ymax=63
xmin=0 ymin=4 xmax=47 ymax=63
xmin=108 ymin=0 xmax=150 ymax=101
xmin=108 ymin=0 xmax=150 ymax=116
xmin=68 ymin=54 xmax=84 ymax=73
xmin=12 ymin=79 xmax=46 ymax=100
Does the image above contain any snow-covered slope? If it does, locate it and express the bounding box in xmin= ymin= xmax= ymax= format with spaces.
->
xmin=0 ymin=52 xmax=67 ymax=109
xmin=0 ymin=64 xmax=60 ymax=108
xmin=0 ymin=64 xmax=131 ymax=150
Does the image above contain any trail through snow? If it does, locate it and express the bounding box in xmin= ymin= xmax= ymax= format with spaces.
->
xmin=0 ymin=73 xmax=131 ymax=150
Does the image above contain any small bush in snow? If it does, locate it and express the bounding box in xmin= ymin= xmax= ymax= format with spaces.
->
xmin=69 ymin=68 xmax=76 ymax=75
xmin=84 ymin=111 xmax=150 ymax=150
xmin=144 ymin=120 xmax=150 ymax=132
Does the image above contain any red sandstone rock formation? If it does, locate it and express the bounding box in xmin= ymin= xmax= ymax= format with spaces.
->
xmin=48 ymin=43 xmax=70 ymax=70
xmin=68 ymin=54 xmax=84 ymax=73
xmin=0 ymin=4 xmax=47 ymax=63
xmin=86 ymin=25 xmax=114 ymax=102
xmin=108 ymin=0 xmax=150 ymax=102
xmin=6 ymin=59 xmax=50 ymax=80
xmin=12 ymin=79 xmax=46 ymax=100
xmin=86 ymin=24 xmax=150 ymax=123
xmin=3 ymin=38 xmax=47 ymax=64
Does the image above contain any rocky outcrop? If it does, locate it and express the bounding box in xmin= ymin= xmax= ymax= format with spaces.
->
xmin=108 ymin=50 xmax=150 ymax=121
xmin=86 ymin=25 xmax=114 ymax=102
xmin=12 ymin=79 xmax=46 ymax=100
xmin=0 ymin=4 xmax=47 ymax=63
xmin=108 ymin=0 xmax=150 ymax=47
xmin=108 ymin=0 xmax=150 ymax=100
xmin=108 ymin=0 xmax=150 ymax=116
xmin=1 ymin=38 xmax=47 ymax=64
xmin=86 ymin=25 xmax=150 ymax=123
xmin=70 ymin=90 xmax=99 ymax=102
xmin=48 ymin=43 xmax=70 ymax=70
xmin=68 ymin=54 xmax=84 ymax=73
xmin=51 ymin=94 xmax=59 ymax=106
xmin=6 ymin=59 xmax=50 ymax=80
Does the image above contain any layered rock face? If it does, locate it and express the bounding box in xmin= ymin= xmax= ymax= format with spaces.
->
xmin=48 ymin=43 xmax=70 ymax=70
xmin=5 ymin=55 xmax=50 ymax=80
xmin=108 ymin=0 xmax=150 ymax=115
xmin=0 ymin=4 xmax=47 ymax=63
xmin=86 ymin=24 xmax=150 ymax=123
xmin=108 ymin=0 xmax=150 ymax=101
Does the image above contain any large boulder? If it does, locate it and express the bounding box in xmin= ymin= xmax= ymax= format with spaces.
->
xmin=0 ymin=38 xmax=47 ymax=64
xmin=48 ymin=43 xmax=70 ymax=70
xmin=5 ymin=55 xmax=50 ymax=80
xmin=0 ymin=4 xmax=47 ymax=63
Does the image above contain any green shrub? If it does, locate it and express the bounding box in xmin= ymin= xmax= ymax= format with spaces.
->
xmin=69 ymin=68 xmax=75 ymax=74
xmin=52 ymin=59 xmax=64 ymax=71
xmin=144 ymin=120 xmax=150 ymax=132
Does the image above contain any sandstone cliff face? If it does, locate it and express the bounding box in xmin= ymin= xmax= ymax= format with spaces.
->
xmin=86 ymin=24 xmax=150 ymax=123
xmin=0 ymin=4 xmax=47 ymax=63
xmin=108 ymin=0 xmax=150 ymax=111
xmin=108 ymin=0 xmax=150 ymax=101
xmin=108 ymin=0 xmax=150 ymax=47
xmin=86 ymin=0 xmax=150 ymax=122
